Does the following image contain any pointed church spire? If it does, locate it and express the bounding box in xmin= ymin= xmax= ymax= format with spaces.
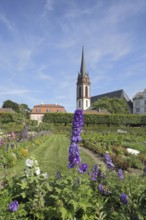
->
xmin=80 ymin=46 xmax=86 ymax=76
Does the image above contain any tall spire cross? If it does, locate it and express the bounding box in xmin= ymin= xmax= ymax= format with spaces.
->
xmin=80 ymin=46 xmax=87 ymax=76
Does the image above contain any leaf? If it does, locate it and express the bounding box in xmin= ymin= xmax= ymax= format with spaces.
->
xmin=21 ymin=192 xmax=26 ymax=198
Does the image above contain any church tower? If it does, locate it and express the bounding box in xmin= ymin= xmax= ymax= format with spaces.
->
xmin=76 ymin=47 xmax=91 ymax=110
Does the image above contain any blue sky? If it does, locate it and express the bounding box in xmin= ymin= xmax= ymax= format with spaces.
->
xmin=0 ymin=0 xmax=146 ymax=112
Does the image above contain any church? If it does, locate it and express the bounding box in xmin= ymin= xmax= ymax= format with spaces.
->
xmin=76 ymin=47 xmax=133 ymax=112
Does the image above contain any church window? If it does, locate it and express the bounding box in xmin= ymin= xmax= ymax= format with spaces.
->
xmin=86 ymin=100 xmax=88 ymax=107
xmin=85 ymin=86 xmax=88 ymax=98
xmin=79 ymin=100 xmax=81 ymax=108
xmin=79 ymin=86 xmax=82 ymax=98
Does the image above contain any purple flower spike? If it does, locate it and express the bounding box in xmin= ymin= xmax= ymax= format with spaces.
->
xmin=9 ymin=200 xmax=19 ymax=212
xmin=118 ymin=169 xmax=124 ymax=180
xmin=120 ymin=193 xmax=128 ymax=205
xmin=68 ymin=110 xmax=84 ymax=168
xmin=104 ymin=153 xmax=115 ymax=169
xmin=78 ymin=163 xmax=88 ymax=174
xmin=98 ymin=184 xmax=104 ymax=192
xmin=98 ymin=184 xmax=110 ymax=195
xmin=104 ymin=154 xmax=111 ymax=162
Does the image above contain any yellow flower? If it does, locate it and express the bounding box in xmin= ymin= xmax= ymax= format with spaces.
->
xmin=21 ymin=148 xmax=28 ymax=157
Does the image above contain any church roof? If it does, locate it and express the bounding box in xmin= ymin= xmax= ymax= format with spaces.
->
xmin=91 ymin=89 xmax=131 ymax=103
xmin=80 ymin=46 xmax=87 ymax=77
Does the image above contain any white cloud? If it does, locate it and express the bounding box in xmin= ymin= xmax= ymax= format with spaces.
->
xmin=38 ymin=72 xmax=54 ymax=81
xmin=0 ymin=89 xmax=38 ymax=96
xmin=17 ymin=49 xmax=33 ymax=71
xmin=41 ymin=0 xmax=55 ymax=17
xmin=0 ymin=13 xmax=15 ymax=32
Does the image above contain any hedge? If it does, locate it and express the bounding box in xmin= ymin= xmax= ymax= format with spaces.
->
xmin=43 ymin=112 xmax=146 ymax=126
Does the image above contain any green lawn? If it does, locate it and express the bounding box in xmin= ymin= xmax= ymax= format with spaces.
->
xmin=8 ymin=134 xmax=95 ymax=177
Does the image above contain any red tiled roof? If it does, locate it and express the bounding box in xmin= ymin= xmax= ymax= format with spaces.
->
xmin=31 ymin=104 xmax=66 ymax=114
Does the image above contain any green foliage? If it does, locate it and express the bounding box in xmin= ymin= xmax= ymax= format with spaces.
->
xmin=43 ymin=112 xmax=146 ymax=126
xmin=43 ymin=112 xmax=73 ymax=124
xmin=2 ymin=100 xmax=20 ymax=112
xmin=0 ymin=113 xmax=15 ymax=124
xmin=1 ymin=156 xmax=146 ymax=219
xmin=92 ymin=97 xmax=130 ymax=114
xmin=1 ymin=122 xmax=146 ymax=219
xmin=81 ymin=126 xmax=146 ymax=171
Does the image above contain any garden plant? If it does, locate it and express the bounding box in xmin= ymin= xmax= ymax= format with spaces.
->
xmin=0 ymin=110 xmax=146 ymax=219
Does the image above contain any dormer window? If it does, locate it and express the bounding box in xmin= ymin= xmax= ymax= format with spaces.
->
xmin=36 ymin=109 xmax=41 ymax=113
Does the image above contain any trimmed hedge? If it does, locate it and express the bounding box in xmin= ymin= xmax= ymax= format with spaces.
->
xmin=43 ymin=112 xmax=146 ymax=126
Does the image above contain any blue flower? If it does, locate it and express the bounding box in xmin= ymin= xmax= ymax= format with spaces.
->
xmin=104 ymin=154 xmax=111 ymax=162
xmin=78 ymin=163 xmax=88 ymax=174
xmin=142 ymin=167 xmax=146 ymax=177
xmin=104 ymin=153 xmax=115 ymax=169
xmin=68 ymin=110 xmax=84 ymax=168
xmin=91 ymin=164 xmax=99 ymax=181
xmin=120 ymin=193 xmax=128 ymax=205
xmin=118 ymin=169 xmax=124 ymax=180
xmin=9 ymin=200 xmax=19 ymax=212
xmin=98 ymin=184 xmax=110 ymax=195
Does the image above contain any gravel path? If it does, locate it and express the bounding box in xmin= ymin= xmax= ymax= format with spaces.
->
xmin=80 ymin=147 xmax=105 ymax=166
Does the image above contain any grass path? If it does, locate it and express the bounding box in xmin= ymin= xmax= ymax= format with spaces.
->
xmin=10 ymin=134 xmax=96 ymax=177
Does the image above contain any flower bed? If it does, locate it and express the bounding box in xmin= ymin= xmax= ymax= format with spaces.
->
xmin=1 ymin=110 xmax=146 ymax=219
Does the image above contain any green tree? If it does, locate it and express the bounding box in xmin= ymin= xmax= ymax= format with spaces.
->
xmin=2 ymin=100 xmax=19 ymax=112
xmin=19 ymin=103 xmax=31 ymax=118
xmin=92 ymin=97 xmax=130 ymax=114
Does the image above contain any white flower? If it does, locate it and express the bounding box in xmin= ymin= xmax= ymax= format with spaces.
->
xmin=127 ymin=148 xmax=140 ymax=155
xmin=25 ymin=167 xmax=30 ymax=177
xmin=35 ymin=167 xmax=40 ymax=175
xmin=25 ymin=158 xmax=33 ymax=167
xmin=42 ymin=172 xmax=49 ymax=179
xmin=117 ymin=129 xmax=127 ymax=134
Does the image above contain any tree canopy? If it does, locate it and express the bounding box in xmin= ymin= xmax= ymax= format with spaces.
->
xmin=2 ymin=100 xmax=31 ymax=117
xmin=92 ymin=97 xmax=130 ymax=114
xmin=2 ymin=100 xmax=19 ymax=112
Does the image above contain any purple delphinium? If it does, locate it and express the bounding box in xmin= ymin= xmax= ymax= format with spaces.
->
xmin=104 ymin=153 xmax=115 ymax=169
xmin=142 ymin=167 xmax=146 ymax=177
xmin=98 ymin=184 xmax=110 ymax=195
xmin=22 ymin=125 xmax=28 ymax=140
xmin=68 ymin=110 xmax=84 ymax=168
xmin=0 ymin=139 xmax=4 ymax=146
xmin=9 ymin=200 xmax=19 ymax=212
xmin=118 ymin=169 xmax=124 ymax=180
xmin=91 ymin=164 xmax=99 ymax=181
xmin=78 ymin=163 xmax=88 ymax=174
xmin=120 ymin=193 xmax=128 ymax=205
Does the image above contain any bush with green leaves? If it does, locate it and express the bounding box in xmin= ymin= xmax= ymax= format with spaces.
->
xmin=1 ymin=109 xmax=146 ymax=220
xmin=1 ymin=155 xmax=146 ymax=220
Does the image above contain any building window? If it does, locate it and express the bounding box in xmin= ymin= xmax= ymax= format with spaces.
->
xmin=135 ymin=100 xmax=140 ymax=106
xmin=46 ymin=109 xmax=51 ymax=112
xmin=79 ymin=100 xmax=81 ymax=108
xmin=144 ymin=107 xmax=146 ymax=112
xmin=85 ymin=86 xmax=88 ymax=98
xmin=135 ymin=108 xmax=140 ymax=113
xmin=36 ymin=109 xmax=41 ymax=113
xmin=79 ymin=86 xmax=81 ymax=98
xmin=86 ymin=100 xmax=88 ymax=107
xmin=144 ymin=100 xmax=146 ymax=105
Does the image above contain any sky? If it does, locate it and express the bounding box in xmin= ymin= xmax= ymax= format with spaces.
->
xmin=0 ymin=0 xmax=146 ymax=112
